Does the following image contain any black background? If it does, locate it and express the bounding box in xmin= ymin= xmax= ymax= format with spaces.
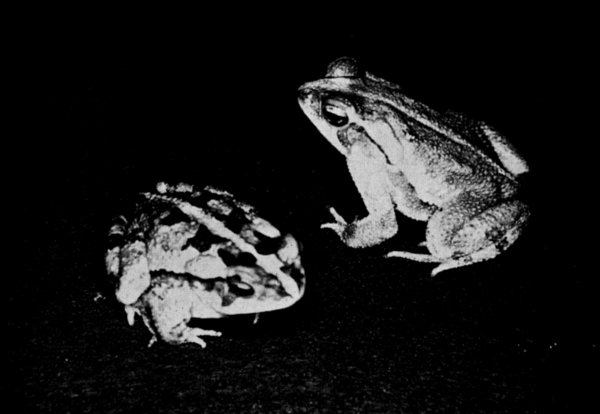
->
xmin=10 ymin=13 xmax=596 ymax=413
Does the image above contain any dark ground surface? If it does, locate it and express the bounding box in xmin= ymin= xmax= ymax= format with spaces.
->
xmin=10 ymin=17 xmax=597 ymax=413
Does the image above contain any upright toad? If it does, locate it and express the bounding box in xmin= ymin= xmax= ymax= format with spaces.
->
xmin=298 ymin=57 xmax=530 ymax=275
xmin=105 ymin=183 xmax=305 ymax=346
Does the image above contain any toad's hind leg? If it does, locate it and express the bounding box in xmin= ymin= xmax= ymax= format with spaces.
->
xmin=387 ymin=195 xmax=529 ymax=276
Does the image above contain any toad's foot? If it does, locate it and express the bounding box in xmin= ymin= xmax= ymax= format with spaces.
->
xmin=386 ymin=250 xmax=452 ymax=276
xmin=320 ymin=207 xmax=348 ymax=236
xmin=323 ymin=206 xmax=398 ymax=248
xmin=386 ymin=251 xmax=443 ymax=263
xmin=386 ymin=242 xmax=502 ymax=277
xmin=182 ymin=328 xmax=222 ymax=348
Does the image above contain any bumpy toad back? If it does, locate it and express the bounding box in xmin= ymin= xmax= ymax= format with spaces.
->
xmin=298 ymin=57 xmax=530 ymax=275
xmin=105 ymin=182 xmax=305 ymax=347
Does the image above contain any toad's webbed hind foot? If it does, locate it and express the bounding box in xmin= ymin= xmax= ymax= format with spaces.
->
xmin=179 ymin=327 xmax=222 ymax=348
xmin=386 ymin=244 xmax=500 ymax=277
xmin=385 ymin=251 xmax=443 ymax=263
xmin=388 ymin=196 xmax=529 ymax=276
xmin=159 ymin=322 xmax=222 ymax=347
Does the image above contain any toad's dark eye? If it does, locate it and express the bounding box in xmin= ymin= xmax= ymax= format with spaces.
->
xmin=322 ymin=99 xmax=349 ymax=127
xmin=228 ymin=279 xmax=255 ymax=297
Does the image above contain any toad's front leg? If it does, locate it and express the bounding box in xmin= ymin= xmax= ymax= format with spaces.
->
xmin=322 ymin=140 xmax=398 ymax=248
xmin=322 ymin=206 xmax=397 ymax=248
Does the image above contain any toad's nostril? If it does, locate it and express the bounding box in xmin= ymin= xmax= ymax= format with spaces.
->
xmin=298 ymin=88 xmax=318 ymax=106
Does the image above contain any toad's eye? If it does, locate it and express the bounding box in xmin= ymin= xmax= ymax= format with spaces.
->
xmin=322 ymin=99 xmax=349 ymax=127
xmin=228 ymin=277 xmax=255 ymax=297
